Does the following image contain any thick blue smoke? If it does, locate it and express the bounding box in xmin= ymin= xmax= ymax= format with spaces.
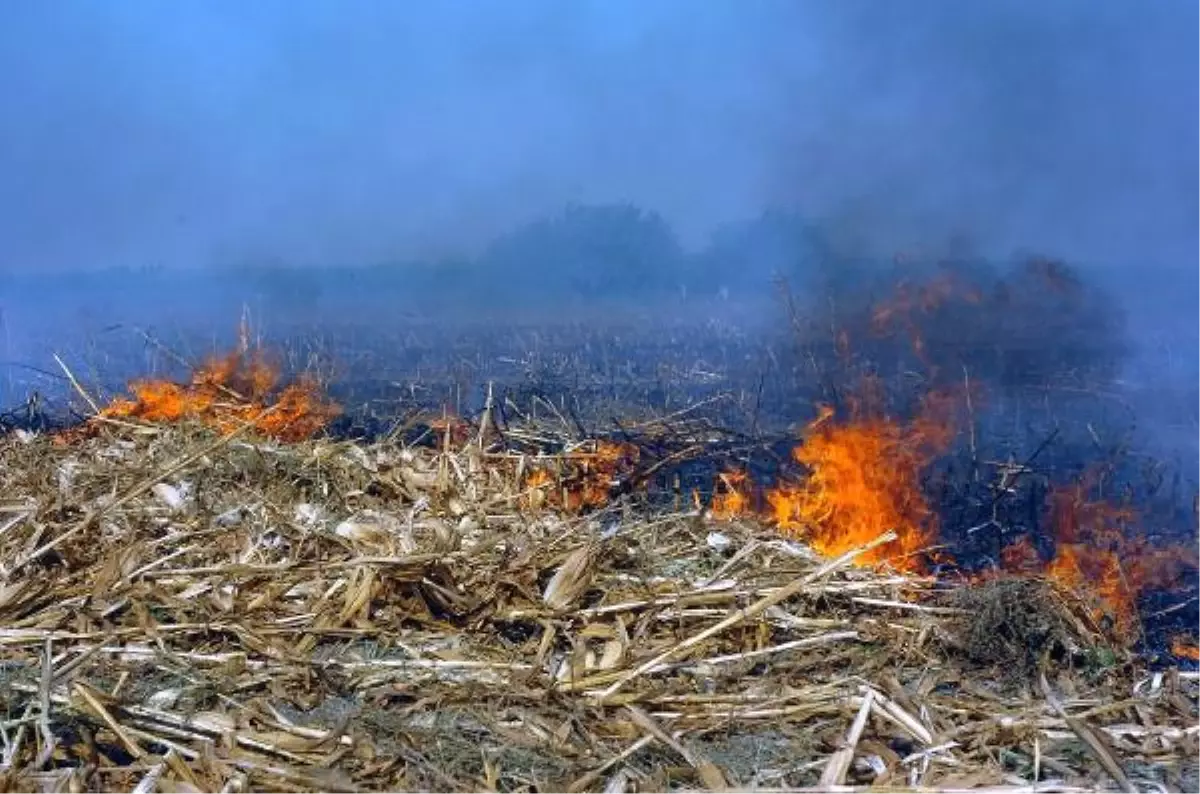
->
xmin=0 ymin=0 xmax=1194 ymax=274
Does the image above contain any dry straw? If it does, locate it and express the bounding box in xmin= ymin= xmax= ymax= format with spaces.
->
xmin=0 ymin=417 xmax=1195 ymax=792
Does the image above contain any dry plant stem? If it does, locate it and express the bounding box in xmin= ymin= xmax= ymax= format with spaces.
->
xmin=1033 ymin=736 xmax=1041 ymax=784
xmin=1 ymin=703 xmax=35 ymax=771
xmin=861 ymin=686 xmax=933 ymax=745
xmin=566 ymin=735 xmax=656 ymax=793
xmin=1039 ymin=673 xmax=1137 ymax=794
xmin=52 ymin=636 xmax=116 ymax=685
xmin=623 ymin=705 xmax=727 ymax=791
xmin=699 ymin=538 xmax=762 ymax=586
xmin=850 ymin=596 xmax=967 ymax=615
xmin=594 ymin=529 xmax=898 ymax=701
xmin=72 ymin=681 xmax=144 ymax=759
xmin=131 ymin=749 xmax=174 ymax=794
xmin=7 ymin=411 xmax=267 ymax=575
xmin=819 ymin=687 xmax=875 ymax=787
xmin=53 ymin=352 xmax=101 ymax=416
xmin=36 ymin=639 xmax=55 ymax=769
xmin=671 ymin=630 xmax=860 ymax=672
xmin=50 ymin=358 xmax=147 ymax=435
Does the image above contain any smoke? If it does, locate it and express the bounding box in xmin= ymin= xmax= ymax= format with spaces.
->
xmin=763 ymin=1 xmax=1198 ymax=271
xmin=0 ymin=0 xmax=1193 ymax=275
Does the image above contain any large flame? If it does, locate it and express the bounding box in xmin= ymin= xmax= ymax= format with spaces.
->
xmin=704 ymin=390 xmax=955 ymax=572
xmin=704 ymin=417 xmax=1196 ymax=635
xmin=764 ymin=394 xmax=954 ymax=571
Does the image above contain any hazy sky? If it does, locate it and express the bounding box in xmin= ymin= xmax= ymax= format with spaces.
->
xmin=0 ymin=0 xmax=1195 ymax=273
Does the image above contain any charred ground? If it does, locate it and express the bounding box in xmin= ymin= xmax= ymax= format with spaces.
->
xmin=5 ymin=255 xmax=1196 ymax=655
xmin=0 ymin=252 xmax=1197 ymax=791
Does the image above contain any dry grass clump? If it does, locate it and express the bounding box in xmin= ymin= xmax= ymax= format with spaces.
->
xmin=949 ymin=578 xmax=1076 ymax=669
xmin=0 ymin=417 xmax=1195 ymax=793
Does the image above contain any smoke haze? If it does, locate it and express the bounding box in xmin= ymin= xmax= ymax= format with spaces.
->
xmin=0 ymin=0 xmax=1194 ymax=275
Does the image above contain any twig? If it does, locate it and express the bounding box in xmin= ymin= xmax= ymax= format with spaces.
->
xmin=671 ymin=631 xmax=860 ymax=672
xmin=131 ymin=749 xmax=173 ymax=794
xmin=52 ymin=353 xmax=101 ymax=416
xmin=624 ymin=705 xmax=727 ymax=790
xmin=567 ymin=735 xmax=655 ymax=793
xmin=35 ymin=638 xmax=56 ymax=769
xmin=1039 ymin=673 xmax=1135 ymax=794
xmin=72 ymin=681 xmax=145 ymax=759
xmin=7 ymin=410 xmax=270 ymax=574
xmin=593 ymin=530 xmax=897 ymax=701
xmin=681 ymin=786 xmax=1094 ymax=791
xmin=819 ymin=688 xmax=874 ymax=787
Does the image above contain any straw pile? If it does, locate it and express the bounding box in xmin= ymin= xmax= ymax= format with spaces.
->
xmin=0 ymin=417 xmax=1196 ymax=793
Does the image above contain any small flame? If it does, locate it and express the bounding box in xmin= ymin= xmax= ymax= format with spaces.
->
xmin=999 ymin=535 xmax=1042 ymax=575
xmin=87 ymin=340 xmax=339 ymax=442
xmin=1024 ymin=257 xmax=1082 ymax=296
xmin=522 ymin=440 xmax=639 ymax=514
xmin=429 ymin=412 xmax=472 ymax=447
xmin=868 ymin=271 xmax=984 ymax=373
xmin=998 ymin=478 xmax=1197 ymax=645
xmin=710 ymin=469 xmax=752 ymax=520
xmin=1170 ymin=636 xmax=1199 ymax=662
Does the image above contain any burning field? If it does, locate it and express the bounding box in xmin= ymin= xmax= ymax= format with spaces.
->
xmin=0 ymin=262 xmax=1197 ymax=793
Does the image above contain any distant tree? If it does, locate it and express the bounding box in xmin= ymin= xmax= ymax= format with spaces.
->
xmin=478 ymin=203 xmax=685 ymax=302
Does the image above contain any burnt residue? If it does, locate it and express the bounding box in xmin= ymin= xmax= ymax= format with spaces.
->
xmin=1138 ymin=590 xmax=1200 ymax=670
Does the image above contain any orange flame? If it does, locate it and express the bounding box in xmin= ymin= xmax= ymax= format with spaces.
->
xmin=88 ymin=345 xmax=339 ymax=442
xmin=999 ymin=478 xmax=1197 ymax=644
xmin=428 ymin=412 xmax=473 ymax=447
xmin=764 ymin=393 xmax=953 ymax=571
xmin=704 ymin=389 xmax=955 ymax=572
xmin=711 ymin=469 xmax=752 ymax=520
xmin=1045 ymin=544 xmax=1140 ymax=638
xmin=522 ymin=440 xmax=639 ymax=514
xmin=999 ymin=535 xmax=1042 ymax=575
xmin=869 ymin=272 xmax=982 ymax=370
xmin=1171 ymin=636 xmax=1200 ymax=662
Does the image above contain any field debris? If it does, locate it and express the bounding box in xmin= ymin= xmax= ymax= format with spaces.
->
xmin=0 ymin=413 xmax=1196 ymax=793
